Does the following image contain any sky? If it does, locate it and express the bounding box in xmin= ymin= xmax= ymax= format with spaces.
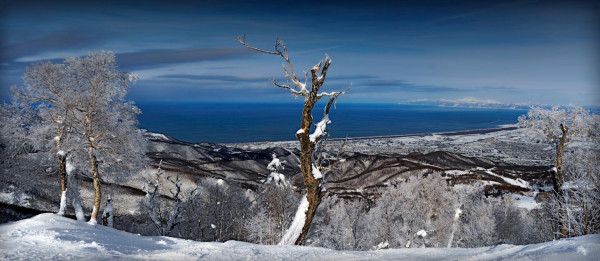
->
xmin=1 ymin=0 xmax=598 ymax=106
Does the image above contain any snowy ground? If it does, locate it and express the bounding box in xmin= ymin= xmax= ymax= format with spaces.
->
xmin=1 ymin=213 xmax=598 ymax=260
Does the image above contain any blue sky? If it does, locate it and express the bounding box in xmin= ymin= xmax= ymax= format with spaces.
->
xmin=1 ymin=0 xmax=598 ymax=105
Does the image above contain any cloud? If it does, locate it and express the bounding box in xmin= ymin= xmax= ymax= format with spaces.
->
xmin=363 ymin=79 xmax=466 ymax=92
xmin=1 ymin=28 xmax=119 ymax=62
xmin=405 ymin=97 xmax=532 ymax=110
xmin=116 ymin=48 xmax=253 ymax=69
xmin=156 ymin=74 xmax=271 ymax=83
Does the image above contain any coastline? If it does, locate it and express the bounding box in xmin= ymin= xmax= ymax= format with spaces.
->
xmin=220 ymin=124 xmax=520 ymax=146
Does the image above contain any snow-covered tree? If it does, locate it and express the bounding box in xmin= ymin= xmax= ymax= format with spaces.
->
xmin=183 ymin=179 xmax=251 ymax=242
xmin=548 ymin=149 xmax=600 ymax=237
xmin=518 ymin=105 xmax=598 ymax=236
xmin=143 ymin=161 xmax=196 ymax=236
xmin=452 ymin=184 xmax=497 ymax=247
xmin=308 ymin=195 xmax=366 ymax=250
xmin=8 ymin=61 xmax=80 ymax=216
xmin=245 ymin=183 xmax=299 ymax=244
xmin=264 ymin=154 xmax=288 ymax=187
xmin=238 ymin=35 xmax=349 ymax=245
xmin=357 ymin=174 xmax=456 ymax=249
xmin=518 ymin=106 xmax=595 ymax=191
xmin=65 ymin=51 xmax=146 ymax=224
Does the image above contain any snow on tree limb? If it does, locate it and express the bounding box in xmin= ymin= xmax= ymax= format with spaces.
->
xmin=278 ymin=194 xmax=309 ymax=245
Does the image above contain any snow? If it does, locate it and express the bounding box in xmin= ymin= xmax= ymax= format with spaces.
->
xmin=88 ymin=206 xmax=97 ymax=225
xmin=148 ymin=132 xmax=169 ymax=140
xmin=266 ymin=155 xmax=282 ymax=172
xmin=454 ymin=208 xmax=463 ymax=219
xmin=511 ymin=193 xmax=540 ymax=210
xmin=311 ymin=164 xmax=323 ymax=179
xmin=279 ymin=194 xmax=309 ymax=245
xmin=416 ymin=230 xmax=427 ymax=237
xmin=445 ymin=170 xmax=469 ymax=176
xmin=309 ymin=114 xmax=330 ymax=142
xmin=296 ymin=129 xmax=304 ymax=135
xmin=66 ymin=161 xmax=74 ymax=174
xmin=53 ymin=136 xmax=60 ymax=141
xmin=265 ymin=172 xmax=287 ymax=186
xmin=57 ymin=150 xmax=66 ymax=156
xmin=484 ymin=168 xmax=530 ymax=189
xmin=1 ymin=213 xmax=599 ymax=260
xmin=57 ymin=190 xmax=67 ymax=216
xmin=0 ymin=190 xmax=31 ymax=207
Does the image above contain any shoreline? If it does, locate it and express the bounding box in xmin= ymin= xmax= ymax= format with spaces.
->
xmin=219 ymin=124 xmax=519 ymax=146
xmin=146 ymin=124 xmax=521 ymax=147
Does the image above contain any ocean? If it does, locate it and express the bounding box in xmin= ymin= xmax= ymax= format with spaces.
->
xmin=136 ymin=102 xmax=527 ymax=143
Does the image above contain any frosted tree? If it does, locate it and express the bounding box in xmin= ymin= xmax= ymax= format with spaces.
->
xmin=8 ymin=61 xmax=80 ymax=216
xmin=452 ymin=184 xmax=497 ymax=247
xmin=518 ymin=106 xmax=596 ymax=191
xmin=358 ymin=174 xmax=456 ymax=249
xmin=548 ymin=149 xmax=600 ymax=237
xmin=65 ymin=51 xmax=146 ymax=224
xmin=238 ymin=35 xmax=349 ymax=245
xmin=308 ymin=195 xmax=366 ymax=250
xmin=264 ymin=154 xmax=288 ymax=187
xmin=184 ymin=179 xmax=251 ymax=241
xmin=245 ymin=183 xmax=299 ymax=244
xmin=518 ymin=105 xmax=598 ymax=236
xmin=143 ymin=161 xmax=197 ymax=236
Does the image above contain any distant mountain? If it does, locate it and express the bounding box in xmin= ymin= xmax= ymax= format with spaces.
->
xmin=403 ymin=97 xmax=532 ymax=110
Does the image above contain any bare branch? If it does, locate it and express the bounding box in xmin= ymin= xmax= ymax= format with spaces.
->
xmin=236 ymin=35 xmax=281 ymax=55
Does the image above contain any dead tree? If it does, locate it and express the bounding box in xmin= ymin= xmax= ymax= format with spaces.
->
xmin=238 ymin=35 xmax=349 ymax=245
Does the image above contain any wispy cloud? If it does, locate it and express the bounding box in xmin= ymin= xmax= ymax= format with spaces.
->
xmin=116 ymin=48 xmax=253 ymax=69
xmin=1 ymin=28 xmax=119 ymax=62
xmin=405 ymin=97 xmax=533 ymax=110
xmin=363 ymin=79 xmax=467 ymax=92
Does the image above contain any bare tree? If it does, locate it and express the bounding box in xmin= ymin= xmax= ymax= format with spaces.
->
xmin=143 ymin=161 xmax=197 ymax=236
xmin=238 ymin=35 xmax=349 ymax=245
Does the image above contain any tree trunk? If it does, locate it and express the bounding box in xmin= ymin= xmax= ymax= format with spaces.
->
xmin=554 ymin=125 xmax=569 ymax=237
xmin=57 ymin=152 xmax=68 ymax=216
xmin=292 ymin=103 xmax=326 ymax=245
xmin=89 ymin=147 xmax=101 ymax=223
xmin=59 ymin=153 xmax=67 ymax=193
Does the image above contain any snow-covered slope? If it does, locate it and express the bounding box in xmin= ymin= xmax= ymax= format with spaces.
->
xmin=1 ymin=213 xmax=598 ymax=260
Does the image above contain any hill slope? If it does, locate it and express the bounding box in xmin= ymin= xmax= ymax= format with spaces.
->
xmin=1 ymin=213 xmax=598 ymax=260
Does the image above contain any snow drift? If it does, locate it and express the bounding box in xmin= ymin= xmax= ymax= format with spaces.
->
xmin=1 ymin=213 xmax=598 ymax=260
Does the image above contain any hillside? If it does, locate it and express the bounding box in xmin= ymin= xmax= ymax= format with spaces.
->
xmin=1 ymin=213 xmax=598 ymax=260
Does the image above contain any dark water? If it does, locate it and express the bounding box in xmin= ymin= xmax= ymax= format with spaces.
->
xmin=136 ymin=102 xmax=527 ymax=143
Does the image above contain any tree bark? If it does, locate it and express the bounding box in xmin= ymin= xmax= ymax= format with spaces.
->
xmin=554 ymin=124 xmax=569 ymax=237
xmin=59 ymin=153 xmax=67 ymax=193
xmin=89 ymin=146 xmax=101 ymax=223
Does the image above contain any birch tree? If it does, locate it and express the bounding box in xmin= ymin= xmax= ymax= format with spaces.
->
xmin=238 ymin=36 xmax=349 ymax=245
xmin=9 ymin=61 xmax=80 ymax=216
xmin=66 ymin=51 xmax=146 ymax=224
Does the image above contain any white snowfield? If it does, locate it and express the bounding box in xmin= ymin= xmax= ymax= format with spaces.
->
xmin=1 ymin=214 xmax=598 ymax=260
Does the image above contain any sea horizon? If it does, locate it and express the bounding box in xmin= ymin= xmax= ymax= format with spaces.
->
xmin=136 ymin=102 xmax=527 ymax=144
